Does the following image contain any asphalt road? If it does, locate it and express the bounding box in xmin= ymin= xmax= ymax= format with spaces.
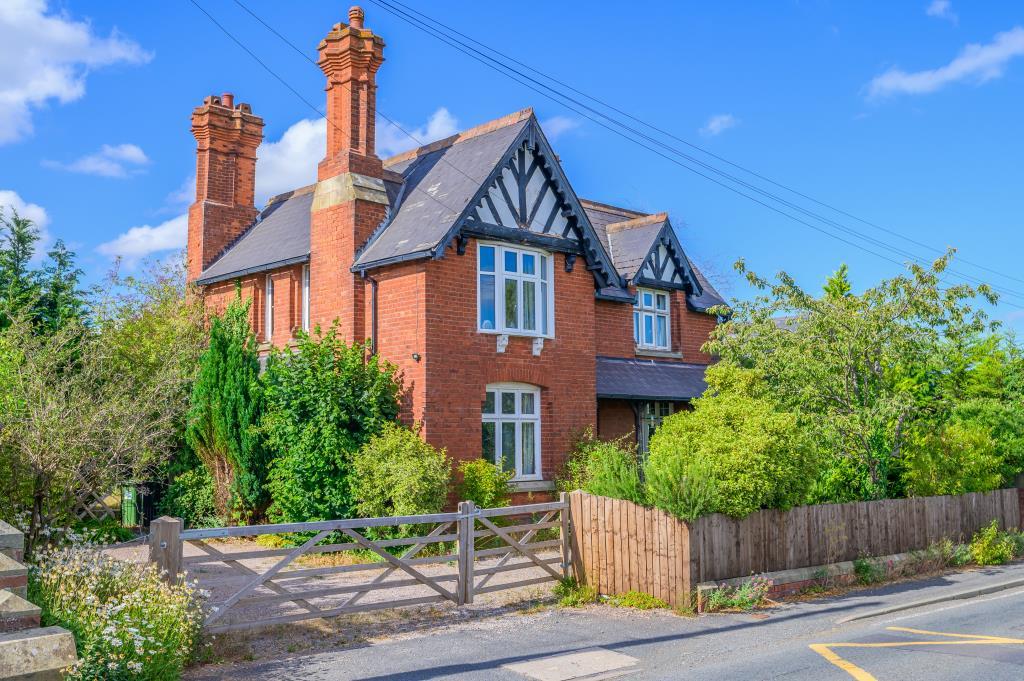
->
xmin=190 ymin=562 xmax=1024 ymax=680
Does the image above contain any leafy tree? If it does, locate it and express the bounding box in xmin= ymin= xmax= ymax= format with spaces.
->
xmin=646 ymin=365 xmax=817 ymax=518
xmin=351 ymin=423 xmax=451 ymax=537
xmin=902 ymin=421 xmax=1003 ymax=497
xmin=705 ymin=252 xmax=998 ymax=500
xmin=185 ymin=292 xmax=267 ymax=522
xmin=263 ymin=327 xmax=401 ymax=523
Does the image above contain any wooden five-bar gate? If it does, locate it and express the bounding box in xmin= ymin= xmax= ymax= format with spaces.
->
xmin=149 ymin=496 xmax=570 ymax=633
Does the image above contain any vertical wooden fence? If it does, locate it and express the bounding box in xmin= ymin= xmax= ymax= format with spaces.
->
xmin=569 ymin=488 xmax=1022 ymax=608
xmin=149 ymin=496 xmax=570 ymax=633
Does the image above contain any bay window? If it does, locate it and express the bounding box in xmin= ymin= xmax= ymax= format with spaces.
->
xmin=482 ymin=383 xmax=541 ymax=480
xmin=478 ymin=243 xmax=553 ymax=337
xmin=634 ymin=288 xmax=670 ymax=350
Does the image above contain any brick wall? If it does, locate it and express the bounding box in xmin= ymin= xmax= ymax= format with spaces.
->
xmin=594 ymin=287 xmax=717 ymax=365
xmin=417 ymin=238 xmax=597 ymax=481
xmin=597 ymin=399 xmax=636 ymax=441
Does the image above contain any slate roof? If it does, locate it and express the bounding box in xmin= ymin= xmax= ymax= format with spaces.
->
xmin=195 ymin=108 xmax=726 ymax=315
xmin=196 ymin=187 xmax=314 ymax=285
xmin=596 ymin=356 xmax=709 ymax=401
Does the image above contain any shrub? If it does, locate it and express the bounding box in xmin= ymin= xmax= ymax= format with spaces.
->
xmin=159 ymin=467 xmax=223 ymax=529
xmin=29 ymin=545 xmax=203 ymax=680
xmin=263 ymin=327 xmax=401 ymax=523
xmin=644 ymin=456 xmax=718 ymax=522
xmin=853 ymin=556 xmax=885 ymax=585
xmin=902 ymin=422 xmax=1003 ymax=497
xmin=350 ymin=423 xmax=451 ymax=538
xmin=969 ymin=520 xmax=1016 ymax=566
xmin=456 ymin=459 xmax=512 ymax=508
xmin=647 ymin=365 xmax=816 ymax=519
xmin=703 ymin=575 xmax=772 ymax=612
xmin=72 ymin=519 xmax=135 ymax=545
xmin=607 ymin=591 xmax=668 ymax=610
xmin=563 ymin=429 xmax=644 ymax=504
xmin=185 ymin=293 xmax=268 ymax=522
xmin=553 ymin=577 xmax=597 ymax=607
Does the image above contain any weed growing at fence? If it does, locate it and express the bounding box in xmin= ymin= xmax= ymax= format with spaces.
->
xmin=607 ymin=591 xmax=668 ymax=610
xmin=969 ymin=520 xmax=1019 ymax=565
xmin=853 ymin=556 xmax=886 ymax=585
xmin=703 ymin=575 xmax=772 ymax=612
xmin=29 ymin=544 xmax=204 ymax=680
xmin=553 ymin=577 xmax=598 ymax=607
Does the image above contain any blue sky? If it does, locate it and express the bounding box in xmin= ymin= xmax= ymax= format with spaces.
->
xmin=1 ymin=1 xmax=1022 ymax=332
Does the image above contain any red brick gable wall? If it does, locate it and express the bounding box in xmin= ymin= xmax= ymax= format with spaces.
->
xmin=595 ymin=287 xmax=718 ymax=365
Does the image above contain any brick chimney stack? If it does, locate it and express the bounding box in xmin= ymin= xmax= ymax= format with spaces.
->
xmin=187 ymin=93 xmax=264 ymax=283
xmin=309 ymin=6 xmax=389 ymax=340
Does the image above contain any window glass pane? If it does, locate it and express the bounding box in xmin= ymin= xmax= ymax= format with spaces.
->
xmin=656 ymin=315 xmax=667 ymax=347
xmin=656 ymin=293 xmax=668 ymax=311
xmin=522 ymin=253 xmax=536 ymax=275
xmin=501 ymin=392 xmax=516 ymax=414
xmin=504 ymin=279 xmax=519 ymax=329
xmin=644 ymin=314 xmax=654 ymax=344
xmin=480 ymin=245 xmax=495 ymax=272
xmin=521 ymin=422 xmax=536 ymax=476
xmin=482 ymin=422 xmax=495 ymax=463
xmin=522 ymin=280 xmax=536 ymax=331
xmin=504 ymin=250 xmax=518 ymax=273
xmin=633 ymin=311 xmax=640 ymax=345
xmin=642 ymin=291 xmax=653 ymax=308
xmin=483 ymin=391 xmax=495 ymax=414
xmin=540 ymin=256 xmax=548 ymax=281
xmin=520 ymin=391 xmax=535 ymax=415
xmin=501 ymin=422 xmax=516 ymax=472
xmin=479 ymin=274 xmax=495 ymax=330
xmin=541 ymin=282 xmax=549 ymax=335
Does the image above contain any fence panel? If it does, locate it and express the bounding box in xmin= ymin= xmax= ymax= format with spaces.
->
xmin=569 ymin=487 xmax=1021 ymax=607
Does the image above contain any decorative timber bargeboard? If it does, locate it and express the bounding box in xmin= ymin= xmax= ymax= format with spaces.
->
xmin=148 ymin=496 xmax=571 ymax=634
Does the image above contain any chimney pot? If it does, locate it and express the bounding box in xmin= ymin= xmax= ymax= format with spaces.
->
xmin=221 ymin=92 xmax=234 ymax=108
xmin=348 ymin=6 xmax=364 ymax=28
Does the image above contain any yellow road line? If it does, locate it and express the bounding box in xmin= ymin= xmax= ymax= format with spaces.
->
xmin=885 ymin=626 xmax=1024 ymax=644
xmin=809 ymin=627 xmax=1024 ymax=680
xmin=809 ymin=644 xmax=878 ymax=681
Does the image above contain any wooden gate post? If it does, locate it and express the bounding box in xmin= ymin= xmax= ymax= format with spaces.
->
xmin=559 ymin=492 xmax=571 ymax=581
xmin=457 ymin=501 xmax=476 ymax=605
xmin=148 ymin=516 xmax=183 ymax=583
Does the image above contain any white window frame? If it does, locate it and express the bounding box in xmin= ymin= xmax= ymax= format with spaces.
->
xmin=301 ymin=265 xmax=310 ymax=333
xmin=481 ymin=382 xmax=542 ymax=481
xmin=264 ymin=274 xmax=274 ymax=342
xmin=634 ymin=288 xmax=671 ymax=350
xmin=477 ymin=242 xmax=554 ymax=338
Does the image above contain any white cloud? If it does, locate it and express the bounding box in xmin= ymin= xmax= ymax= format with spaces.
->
xmin=376 ymin=107 xmax=458 ymax=158
xmin=868 ymin=26 xmax=1024 ymax=98
xmin=254 ymin=108 xmax=459 ymax=204
xmin=43 ymin=143 xmax=149 ymax=178
xmin=541 ymin=115 xmax=581 ymax=141
xmin=699 ymin=113 xmax=739 ymax=137
xmin=926 ymin=0 xmax=958 ymax=24
xmin=0 ymin=189 xmax=51 ymax=259
xmin=166 ymin=174 xmax=195 ymax=206
xmin=96 ymin=213 xmax=186 ymax=265
xmin=0 ymin=0 xmax=151 ymax=144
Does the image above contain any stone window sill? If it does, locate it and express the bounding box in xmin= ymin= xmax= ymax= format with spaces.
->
xmin=635 ymin=348 xmax=683 ymax=360
xmin=509 ymin=480 xmax=556 ymax=493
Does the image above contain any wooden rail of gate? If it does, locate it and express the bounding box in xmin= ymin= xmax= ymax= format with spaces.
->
xmin=148 ymin=495 xmax=571 ymax=633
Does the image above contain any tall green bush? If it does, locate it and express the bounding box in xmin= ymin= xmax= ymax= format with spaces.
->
xmin=351 ymin=423 xmax=451 ymax=537
xmin=647 ymin=365 xmax=816 ymax=518
xmin=644 ymin=455 xmax=718 ymax=522
xmin=562 ymin=428 xmax=644 ymax=504
xmin=902 ymin=421 xmax=1003 ymax=497
xmin=263 ymin=327 xmax=401 ymax=523
xmin=456 ymin=459 xmax=512 ymax=508
xmin=185 ymin=293 xmax=267 ymax=522
xmin=158 ymin=467 xmax=222 ymax=529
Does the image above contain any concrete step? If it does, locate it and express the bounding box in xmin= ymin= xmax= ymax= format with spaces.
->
xmin=0 ymin=523 xmax=21 ymax=564
xmin=0 ymin=592 xmax=40 ymax=633
xmin=0 ymin=626 xmax=77 ymax=681
xmin=0 ymin=555 xmax=26 ymax=599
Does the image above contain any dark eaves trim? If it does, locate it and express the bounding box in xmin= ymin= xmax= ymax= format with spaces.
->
xmin=351 ymin=248 xmax=433 ymax=273
xmin=597 ymin=392 xmax=695 ymax=401
xmin=195 ymin=254 xmax=310 ymax=286
xmin=595 ymin=287 xmax=635 ymax=302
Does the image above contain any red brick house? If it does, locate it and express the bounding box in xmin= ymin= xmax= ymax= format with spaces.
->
xmin=186 ymin=7 xmax=725 ymax=495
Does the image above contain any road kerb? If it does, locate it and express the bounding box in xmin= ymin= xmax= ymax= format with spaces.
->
xmin=836 ymin=577 xmax=1024 ymax=624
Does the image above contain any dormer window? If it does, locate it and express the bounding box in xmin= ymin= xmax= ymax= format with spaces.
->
xmin=478 ymin=243 xmax=554 ymax=337
xmin=634 ymin=288 xmax=670 ymax=350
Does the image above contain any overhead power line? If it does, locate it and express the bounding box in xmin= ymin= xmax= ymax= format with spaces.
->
xmin=366 ymin=0 xmax=1024 ymax=308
